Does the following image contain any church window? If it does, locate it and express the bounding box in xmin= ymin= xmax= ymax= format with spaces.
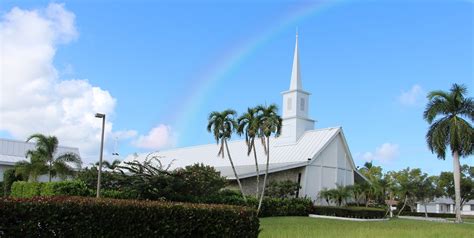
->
xmin=300 ymin=98 xmax=305 ymax=111
xmin=287 ymin=98 xmax=292 ymax=110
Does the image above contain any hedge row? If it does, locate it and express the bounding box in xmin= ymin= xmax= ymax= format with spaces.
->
xmin=0 ymin=196 xmax=259 ymax=237
xmin=399 ymin=211 xmax=456 ymax=218
xmin=313 ymin=206 xmax=386 ymax=219
xmin=11 ymin=181 xmax=90 ymax=198
xmin=198 ymin=191 xmax=313 ymax=217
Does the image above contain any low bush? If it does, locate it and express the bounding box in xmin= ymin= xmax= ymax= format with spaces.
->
xmin=2 ymin=169 xmax=24 ymax=196
xmin=10 ymin=181 xmax=42 ymax=198
xmin=313 ymin=206 xmax=386 ymax=219
xmin=198 ymin=190 xmax=313 ymax=217
xmin=11 ymin=181 xmax=90 ymax=198
xmin=399 ymin=211 xmax=456 ymax=218
xmin=40 ymin=180 xmax=90 ymax=197
xmin=0 ymin=196 xmax=259 ymax=237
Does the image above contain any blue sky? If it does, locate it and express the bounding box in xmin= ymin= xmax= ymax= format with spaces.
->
xmin=0 ymin=0 xmax=472 ymax=174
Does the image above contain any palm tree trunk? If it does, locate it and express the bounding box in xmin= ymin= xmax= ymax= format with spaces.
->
xmin=224 ymin=139 xmax=247 ymax=202
xmin=252 ymin=141 xmax=260 ymax=199
xmin=257 ymin=136 xmax=270 ymax=214
xmin=453 ymin=151 xmax=462 ymax=223
xmin=397 ymin=196 xmax=408 ymax=216
xmin=48 ymin=159 xmax=52 ymax=182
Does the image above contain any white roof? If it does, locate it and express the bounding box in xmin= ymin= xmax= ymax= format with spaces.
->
xmin=123 ymin=127 xmax=342 ymax=179
xmin=418 ymin=197 xmax=474 ymax=205
xmin=0 ymin=138 xmax=80 ymax=165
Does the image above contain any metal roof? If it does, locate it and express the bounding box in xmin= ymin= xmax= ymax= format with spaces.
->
xmin=418 ymin=197 xmax=474 ymax=205
xmin=0 ymin=138 xmax=80 ymax=165
xmin=123 ymin=127 xmax=342 ymax=178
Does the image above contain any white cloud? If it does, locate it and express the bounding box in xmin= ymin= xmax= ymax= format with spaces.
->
xmin=0 ymin=3 xmax=128 ymax=163
xmin=398 ymin=84 xmax=424 ymax=106
xmin=133 ymin=124 xmax=176 ymax=150
xmin=359 ymin=143 xmax=399 ymax=163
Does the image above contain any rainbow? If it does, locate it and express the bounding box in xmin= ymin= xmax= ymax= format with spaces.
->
xmin=170 ymin=0 xmax=345 ymax=136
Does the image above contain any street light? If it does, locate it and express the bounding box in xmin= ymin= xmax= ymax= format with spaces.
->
xmin=95 ymin=113 xmax=106 ymax=198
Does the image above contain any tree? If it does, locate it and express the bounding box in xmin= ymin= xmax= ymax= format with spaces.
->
xmin=437 ymin=165 xmax=474 ymax=210
xmin=389 ymin=168 xmax=425 ymax=215
xmin=331 ymin=184 xmax=352 ymax=206
xmin=207 ymin=109 xmax=246 ymax=201
xmin=266 ymin=180 xmax=301 ymax=198
xmin=319 ymin=188 xmax=334 ymax=205
xmin=256 ymin=104 xmax=282 ymax=213
xmin=18 ymin=134 xmax=81 ymax=182
xmin=424 ymin=83 xmax=473 ymax=222
xmin=95 ymin=159 xmax=122 ymax=170
xmin=358 ymin=161 xmax=384 ymax=207
xmin=415 ymin=176 xmax=441 ymax=218
xmin=237 ymin=107 xmax=262 ymax=199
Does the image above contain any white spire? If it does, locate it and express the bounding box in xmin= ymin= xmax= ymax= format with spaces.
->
xmin=289 ymin=31 xmax=302 ymax=90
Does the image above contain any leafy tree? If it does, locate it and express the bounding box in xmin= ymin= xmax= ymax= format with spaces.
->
xmin=16 ymin=134 xmax=81 ymax=182
xmin=237 ymin=107 xmax=262 ymax=199
xmin=358 ymin=161 xmax=384 ymax=207
xmin=436 ymin=165 xmax=474 ymax=209
xmin=176 ymin=163 xmax=227 ymax=198
xmin=415 ymin=176 xmax=441 ymax=218
xmin=255 ymin=104 xmax=282 ymax=213
xmin=207 ymin=109 xmax=246 ymax=201
xmin=389 ymin=168 xmax=426 ymax=215
xmin=424 ymin=83 xmax=473 ymax=222
xmin=266 ymin=180 xmax=301 ymax=198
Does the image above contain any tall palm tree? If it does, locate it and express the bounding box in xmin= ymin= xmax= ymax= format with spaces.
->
xmin=207 ymin=109 xmax=247 ymax=201
xmin=424 ymin=83 xmax=473 ymax=223
xmin=237 ymin=107 xmax=261 ymax=199
xmin=256 ymin=104 xmax=282 ymax=213
xmin=26 ymin=134 xmax=82 ymax=182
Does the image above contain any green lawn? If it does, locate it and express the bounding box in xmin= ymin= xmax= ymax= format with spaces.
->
xmin=259 ymin=217 xmax=474 ymax=238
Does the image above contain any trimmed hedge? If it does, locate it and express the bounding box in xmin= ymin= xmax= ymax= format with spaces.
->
xmin=399 ymin=211 xmax=456 ymax=218
xmin=0 ymin=196 xmax=259 ymax=237
xmin=198 ymin=190 xmax=313 ymax=217
xmin=11 ymin=181 xmax=90 ymax=198
xmin=10 ymin=182 xmax=42 ymax=198
xmin=313 ymin=206 xmax=386 ymax=219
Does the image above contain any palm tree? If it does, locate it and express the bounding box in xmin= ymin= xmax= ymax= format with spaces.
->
xmin=332 ymin=184 xmax=351 ymax=207
xmin=207 ymin=109 xmax=247 ymax=201
xmin=256 ymin=104 xmax=282 ymax=213
xmin=95 ymin=159 xmax=122 ymax=169
xmin=26 ymin=134 xmax=82 ymax=182
xmin=424 ymin=83 xmax=473 ymax=223
xmin=15 ymin=150 xmax=48 ymax=182
xmin=237 ymin=107 xmax=261 ymax=199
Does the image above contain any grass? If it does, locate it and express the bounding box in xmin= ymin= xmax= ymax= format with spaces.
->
xmin=259 ymin=216 xmax=474 ymax=238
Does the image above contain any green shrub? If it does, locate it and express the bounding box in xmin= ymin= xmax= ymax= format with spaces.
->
xmin=0 ymin=196 xmax=259 ymax=237
xmin=313 ymin=206 xmax=386 ymax=219
xmin=10 ymin=181 xmax=43 ymax=198
xmin=40 ymin=180 xmax=90 ymax=197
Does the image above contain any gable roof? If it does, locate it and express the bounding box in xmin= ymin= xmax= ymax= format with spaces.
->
xmin=123 ymin=127 xmax=344 ymax=178
xmin=0 ymin=138 xmax=80 ymax=166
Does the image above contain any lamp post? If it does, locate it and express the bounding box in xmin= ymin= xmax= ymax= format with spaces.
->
xmin=95 ymin=113 xmax=106 ymax=198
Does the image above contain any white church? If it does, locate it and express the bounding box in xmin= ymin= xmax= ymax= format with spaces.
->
xmin=123 ymin=34 xmax=365 ymax=204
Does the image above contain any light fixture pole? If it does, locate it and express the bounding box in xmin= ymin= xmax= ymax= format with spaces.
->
xmin=95 ymin=113 xmax=106 ymax=198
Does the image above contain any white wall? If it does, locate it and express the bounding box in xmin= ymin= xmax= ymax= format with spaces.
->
xmin=302 ymin=134 xmax=355 ymax=204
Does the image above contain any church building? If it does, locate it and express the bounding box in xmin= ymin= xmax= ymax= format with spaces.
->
xmin=123 ymin=34 xmax=365 ymax=204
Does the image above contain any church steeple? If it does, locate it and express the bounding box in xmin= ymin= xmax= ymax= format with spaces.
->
xmin=279 ymin=31 xmax=315 ymax=143
xmin=289 ymin=32 xmax=302 ymax=90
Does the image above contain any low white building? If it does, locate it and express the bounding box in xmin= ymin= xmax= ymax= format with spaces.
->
xmin=123 ymin=34 xmax=366 ymax=204
xmin=417 ymin=197 xmax=474 ymax=215
xmin=0 ymin=138 xmax=80 ymax=182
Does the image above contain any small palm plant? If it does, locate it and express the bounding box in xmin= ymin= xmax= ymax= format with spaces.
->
xmin=15 ymin=150 xmax=48 ymax=182
xmin=423 ymin=83 xmax=473 ymax=223
xmin=207 ymin=109 xmax=247 ymax=201
xmin=237 ymin=107 xmax=261 ymax=199
xmin=22 ymin=134 xmax=82 ymax=182
xmin=256 ymin=104 xmax=282 ymax=213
